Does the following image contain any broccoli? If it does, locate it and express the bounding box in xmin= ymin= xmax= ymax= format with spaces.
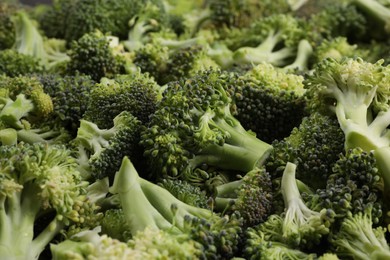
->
xmin=233 ymin=63 xmax=307 ymax=143
xmin=141 ymin=69 xmax=273 ymax=184
xmin=214 ymin=167 xmax=274 ymax=227
xmin=232 ymin=14 xmax=307 ymax=67
xmin=0 ymin=142 xmax=99 ymax=260
xmin=329 ymin=205 xmax=390 ymax=259
xmin=0 ymin=49 xmax=44 ymax=77
xmin=83 ymin=72 xmax=159 ymax=129
xmin=109 ymin=156 xmax=243 ymax=259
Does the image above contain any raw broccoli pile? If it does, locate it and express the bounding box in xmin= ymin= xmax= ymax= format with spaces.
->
xmin=3 ymin=0 xmax=390 ymax=259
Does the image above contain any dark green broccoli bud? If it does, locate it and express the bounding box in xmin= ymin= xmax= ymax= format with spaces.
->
xmin=83 ymin=72 xmax=159 ymax=129
xmin=141 ymin=69 xmax=272 ymax=185
xmin=74 ymin=111 xmax=144 ymax=181
xmin=0 ymin=49 xmax=44 ymax=77
xmin=233 ymin=63 xmax=307 ymax=143
xmin=0 ymin=142 xmax=99 ymax=260
xmin=66 ymin=30 xmax=126 ymax=81
xmin=37 ymin=73 xmax=95 ymax=135
xmin=214 ymin=167 xmax=273 ymax=227
xmin=329 ymin=205 xmax=390 ymax=259
xmin=158 ymin=179 xmax=210 ymax=208
xmin=109 ymin=156 xmax=243 ymax=259
xmin=266 ymin=112 xmax=345 ymax=190
xmin=311 ymin=148 xmax=383 ymax=224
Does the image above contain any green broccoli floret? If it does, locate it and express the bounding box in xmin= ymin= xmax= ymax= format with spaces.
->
xmin=109 ymin=156 xmax=243 ymax=259
xmin=0 ymin=3 xmax=16 ymax=50
xmin=0 ymin=49 xmax=44 ymax=77
xmin=141 ymin=69 xmax=273 ymax=185
xmin=74 ymin=111 xmax=144 ymax=181
xmin=214 ymin=167 xmax=273 ymax=227
xmin=37 ymin=73 xmax=95 ymax=135
xmin=233 ymin=63 xmax=307 ymax=143
xmin=309 ymin=148 xmax=383 ymax=224
xmin=0 ymin=142 xmax=99 ymax=260
xmin=266 ymin=112 xmax=345 ymax=190
xmin=100 ymin=209 xmax=133 ymax=242
xmin=312 ymin=37 xmax=362 ymax=64
xmin=330 ymin=205 xmax=390 ymax=259
xmin=66 ymin=30 xmax=126 ymax=81
xmin=83 ymin=72 xmax=159 ymax=129
xmin=232 ymin=14 xmax=307 ymax=68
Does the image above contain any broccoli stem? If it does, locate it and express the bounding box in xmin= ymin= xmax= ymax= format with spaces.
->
xmin=109 ymin=157 xmax=173 ymax=234
xmin=373 ymin=146 xmax=390 ymax=199
xmin=283 ymin=39 xmax=313 ymax=71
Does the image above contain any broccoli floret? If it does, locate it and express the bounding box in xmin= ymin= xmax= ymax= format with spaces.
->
xmin=66 ymin=30 xmax=126 ymax=81
xmin=0 ymin=142 xmax=99 ymax=260
xmin=0 ymin=3 xmax=16 ymax=50
xmin=83 ymin=72 xmax=159 ymax=129
xmin=312 ymin=37 xmax=362 ymax=64
xmin=233 ymin=63 xmax=307 ymax=143
xmin=141 ymin=69 xmax=273 ymax=185
xmin=266 ymin=112 xmax=345 ymax=190
xmin=74 ymin=111 xmax=144 ymax=181
xmin=109 ymin=156 xmax=243 ymax=259
xmin=214 ymin=167 xmax=274 ymax=227
xmin=329 ymin=205 xmax=390 ymax=259
xmin=232 ymin=14 xmax=307 ymax=67
xmin=310 ymin=148 xmax=383 ymax=224
xmin=0 ymin=49 xmax=44 ymax=77
xmin=100 ymin=209 xmax=133 ymax=242
xmin=37 ymin=73 xmax=95 ymax=135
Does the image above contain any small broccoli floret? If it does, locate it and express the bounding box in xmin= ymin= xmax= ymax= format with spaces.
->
xmin=0 ymin=49 xmax=44 ymax=77
xmin=83 ymin=72 xmax=159 ymax=129
xmin=232 ymin=14 xmax=306 ymax=67
xmin=233 ymin=63 xmax=307 ymax=143
xmin=0 ymin=3 xmax=16 ymax=50
xmin=38 ymin=73 xmax=95 ymax=134
xmin=214 ymin=167 xmax=273 ymax=227
xmin=100 ymin=209 xmax=132 ymax=242
xmin=0 ymin=142 xmax=98 ymax=260
xmin=266 ymin=112 xmax=345 ymax=190
xmin=330 ymin=205 xmax=390 ymax=259
xmin=66 ymin=30 xmax=126 ymax=81
xmin=141 ymin=69 xmax=273 ymax=185
xmin=244 ymin=215 xmax=317 ymax=260
xmin=311 ymin=148 xmax=383 ymax=224
xmin=74 ymin=111 xmax=144 ymax=181
xmin=109 ymin=156 xmax=243 ymax=259
xmin=312 ymin=37 xmax=361 ymax=64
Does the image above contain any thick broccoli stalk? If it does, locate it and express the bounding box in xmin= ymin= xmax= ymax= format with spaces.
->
xmin=109 ymin=156 xmax=243 ymax=259
xmin=330 ymin=206 xmax=390 ymax=259
xmin=281 ymin=162 xmax=333 ymax=248
xmin=0 ymin=143 xmax=98 ymax=260
xmin=354 ymin=0 xmax=390 ymax=34
xmin=232 ymin=14 xmax=305 ymax=67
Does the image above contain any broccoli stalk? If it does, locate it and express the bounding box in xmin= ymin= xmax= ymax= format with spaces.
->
xmin=280 ymin=162 xmax=333 ymax=247
xmin=354 ymin=0 xmax=390 ymax=33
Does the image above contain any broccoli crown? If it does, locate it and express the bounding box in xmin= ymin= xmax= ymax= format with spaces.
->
xmin=266 ymin=112 xmax=345 ymax=190
xmin=0 ymin=142 xmax=97 ymax=259
xmin=233 ymin=63 xmax=307 ymax=142
xmin=83 ymin=73 xmax=159 ymax=129
xmin=0 ymin=49 xmax=44 ymax=77
xmin=141 ymin=69 xmax=272 ymax=183
xmin=312 ymin=37 xmax=361 ymax=64
xmin=100 ymin=208 xmax=133 ymax=242
xmin=312 ymin=148 xmax=383 ymax=224
xmin=66 ymin=30 xmax=125 ymax=81
xmin=329 ymin=206 xmax=390 ymax=259
xmin=38 ymin=73 xmax=94 ymax=132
